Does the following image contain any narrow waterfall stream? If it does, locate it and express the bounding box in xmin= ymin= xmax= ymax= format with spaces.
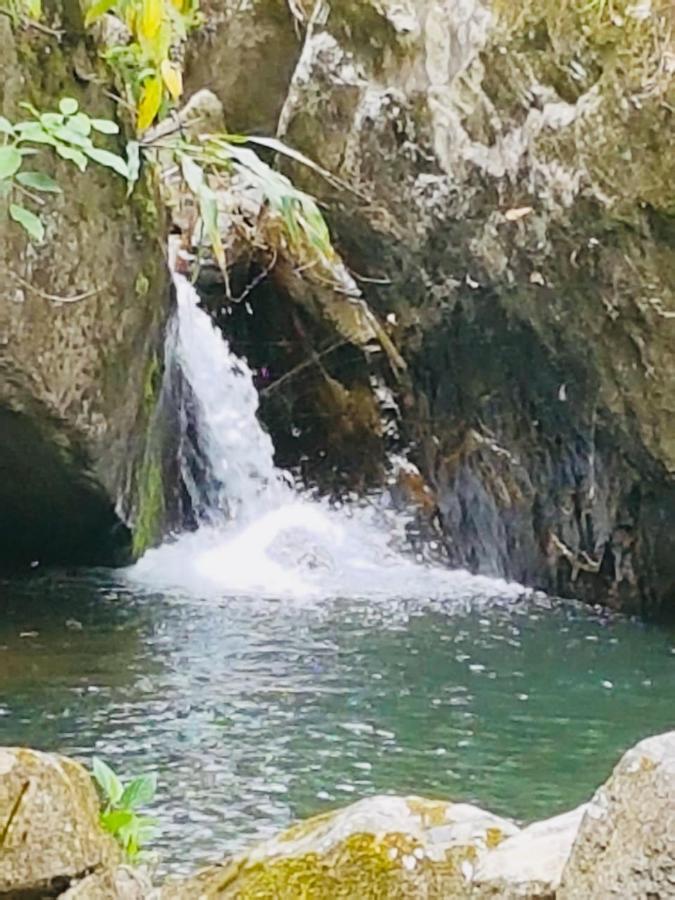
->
xmin=0 ymin=275 xmax=672 ymax=876
xmin=132 ymin=274 xmax=524 ymax=603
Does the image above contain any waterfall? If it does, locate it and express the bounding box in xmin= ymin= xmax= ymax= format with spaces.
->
xmin=132 ymin=274 xmax=524 ymax=602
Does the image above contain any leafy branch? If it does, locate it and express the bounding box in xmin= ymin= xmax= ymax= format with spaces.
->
xmin=83 ymin=0 xmax=199 ymax=132
xmin=0 ymin=97 xmax=129 ymax=241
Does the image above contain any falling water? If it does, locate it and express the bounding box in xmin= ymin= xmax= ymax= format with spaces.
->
xmin=132 ymin=275 xmax=524 ymax=602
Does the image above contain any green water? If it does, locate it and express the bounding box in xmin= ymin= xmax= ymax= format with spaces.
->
xmin=0 ymin=573 xmax=673 ymax=874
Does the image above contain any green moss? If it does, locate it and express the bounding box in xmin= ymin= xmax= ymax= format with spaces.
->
xmin=132 ymin=457 xmax=164 ymax=558
xmin=135 ymin=271 xmax=151 ymax=299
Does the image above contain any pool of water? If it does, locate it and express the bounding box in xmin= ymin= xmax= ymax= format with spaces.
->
xmin=0 ymin=572 xmax=673 ymax=875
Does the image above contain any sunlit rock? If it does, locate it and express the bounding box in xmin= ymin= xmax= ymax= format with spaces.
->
xmin=0 ymin=747 xmax=118 ymax=895
xmin=559 ymin=730 xmax=675 ymax=899
xmin=159 ymin=795 xmax=521 ymax=897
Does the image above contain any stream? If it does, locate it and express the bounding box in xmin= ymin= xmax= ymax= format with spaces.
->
xmin=0 ymin=275 xmax=673 ymax=876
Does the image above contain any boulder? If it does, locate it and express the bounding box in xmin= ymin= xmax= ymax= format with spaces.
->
xmin=559 ymin=731 xmax=675 ymax=899
xmin=473 ymin=805 xmax=586 ymax=898
xmin=160 ymin=795 xmax=524 ymax=898
xmin=0 ymin=747 xmax=118 ymax=895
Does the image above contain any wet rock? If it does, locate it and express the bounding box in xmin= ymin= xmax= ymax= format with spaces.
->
xmin=559 ymin=731 xmax=675 ymax=899
xmin=184 ymin=0 xmax=304 ymax=134
xmin=270 ymin=0 xmax=675 ymax=617
xmin=0 ymin=5 xmax=175 ymax=568
xmin=0 ymin=747 xmax=118 ymax=895
xmin=160 ymin=795 xmax=520 ymax=898
xmin=473 ymin=805 xmax=587 ymax=898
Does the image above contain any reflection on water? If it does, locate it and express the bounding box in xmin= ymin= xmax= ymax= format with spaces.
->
xmin=0 ymin=572 xmax=673 ymax=875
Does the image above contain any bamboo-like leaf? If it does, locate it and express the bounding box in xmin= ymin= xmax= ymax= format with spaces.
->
xmin=160 ymin=59 xmax=183 ymax=101
xmin=180 ymin=153 xmax=203 ymax=194
xmin=0 ymin=116 xmax=14 ymax=136
xmin=10 ymin=203 xmax=45 ymax=242
xmin=136 ymin=75 xmax=163 ymax=132
xmin=235 ymin=134 xmax=357 ymax=195
xmin=140 ymin=0 xmax=163 ymax=40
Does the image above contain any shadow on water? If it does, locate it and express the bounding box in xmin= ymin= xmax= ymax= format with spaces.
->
xmin=0 ymin=571 xmax=673 ymax=876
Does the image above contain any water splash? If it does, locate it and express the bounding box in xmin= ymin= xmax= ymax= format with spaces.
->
xmin=132 ymin=274 xmax=524 ymax=602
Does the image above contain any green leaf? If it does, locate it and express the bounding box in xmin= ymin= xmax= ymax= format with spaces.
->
xmin=92 ymin=757 xmax=124 ymax=805
xmin=120 ymin=772 xmax=157 ymax=810
xmin=9 ymin=204 xmax=44 ymax=242
xmin=67 ymin=113 xmax=92 ymax=137
xmin=59 ymin=97 xmax=79 ymax=116
xmin=39 ymin=112 xmax=64 ymax=130
xmin=90 ymin=118 xmax=119 ymax=135
xmin=238 ymin=134 xmax=357 ymax=195
xmin=0 ymin=117 xmax=14 ymax=136
xmin=84 ymin=146 xmax=128 ymax=178
xmin=83 ymin=0 xmax=117 ymax=26
xmin=51 ymin=125 xmax=91 ymax=148
xmin=100 ymin=808 xmax=134 ymax=834
xmin=13 ymin=123 xmax=58 ymax=146
xmin=126 ymin=140 xmax=140 ymax=195
xmin=0 ymin=146 xmax=22 ymax=179
xmin=54 ymin=142 xmax=88 ymax=171
xmin=16 ymin=171 xmax=61 ymax=193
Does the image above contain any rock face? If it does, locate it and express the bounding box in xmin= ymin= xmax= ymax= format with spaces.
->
xmin=559 ymin=731 xmax=675 ymax=899
xmin=0 ymin=747 xmax=119 ymax=894
xmin=189 ymin=0 xmax=675 ymax=616
xmin=0 ymin=4 xmax=174 ymax=568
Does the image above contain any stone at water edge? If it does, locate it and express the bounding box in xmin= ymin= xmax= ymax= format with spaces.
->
xmin=472 ymin=805 xmax=587 ymax=898
xmin=159 ymin=794 xmax=521 ymax=898
xmin=559 ymin=730 xmax=675 ymax=899
xmin=60 ymin=864 xmax=152 ymax=899
xmin=0 ymin=747 xmax=119 ymax=894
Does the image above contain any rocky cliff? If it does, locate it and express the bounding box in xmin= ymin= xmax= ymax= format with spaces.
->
xmin=0 ymin=2 xmax=173 ymax=568
xmin=187 ymin=0 xmax=675 ymax=617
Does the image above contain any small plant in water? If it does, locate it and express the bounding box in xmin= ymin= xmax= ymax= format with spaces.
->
xmin=92 ymin=757 xmax=158 ymax=861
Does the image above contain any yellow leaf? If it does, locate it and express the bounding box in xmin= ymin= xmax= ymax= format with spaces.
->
xmin=139 ymin=0 xmax=162 ymax=40
xmin=169 ymin=0 xmax=184 ymax=9
xmin=161 ymin=60 xmax=183 ymax=101
xmin=125 ymin=3 xmax=136 ymax=32
xmin=137 ymin=75 xmax=163 ymax=132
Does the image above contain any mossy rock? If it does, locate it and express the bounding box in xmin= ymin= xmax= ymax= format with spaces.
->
xmin=160 ymin=795 xmax=520 ymax=898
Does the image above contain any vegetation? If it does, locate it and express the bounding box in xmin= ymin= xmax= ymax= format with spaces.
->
xmin=92 ymin=757 xmax=158 ymax=861
xmin=1 ymin=0 xmax=341 ymax=276
xmin=83 ymin=0 xmax=199 ymax=131
xmin=0 ymin=98 xmax=128 ymax=240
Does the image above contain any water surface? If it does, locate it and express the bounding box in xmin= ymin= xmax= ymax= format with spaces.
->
xmin=0 ymin=573 xmax=672 ymax=874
